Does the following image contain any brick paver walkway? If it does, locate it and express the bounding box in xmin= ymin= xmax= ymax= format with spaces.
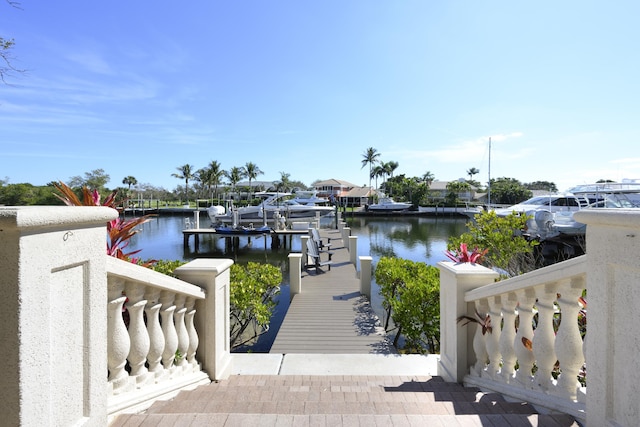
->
xmin=110 ymin=375 xmax=579 ymax=426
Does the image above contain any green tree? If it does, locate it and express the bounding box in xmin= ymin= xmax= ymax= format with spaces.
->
xmin=524 ymin=181 xmax=558 ymax=192
xmin=122 ymin=176 xmax=137 ymax=195
xmin=229 ymin=262 xmax=282 ymax=349
xmin=466 ymin=167 xmax=480 ymax=181
xmin=375 ymin=257 xmax=440 ymax=353
xmin=225 ymin=166 xmax=245 ymax=196
xmin=489 ymin=177 xmax=532 ymax=205
xmin=68 ymin=169 xmax=110 ymax=191
xmin=445 ymin=180 xmax=471 ymax=205
xmin=274 ymin=171 xmax=293 ymax=192
xmin=421 ymin=171 xmax=435 ymax=187
xmin=448 ymin=210 xmax=539 ymax=277
xmin=361 ymin=147 xmax=381 ymax=189
xmin=243 ymin=161 xmax=264 ymax=199
xmin=172 ymin=164 xmax=195 ymax=205
xmin=370 ymin=165 xmax=385 ymax=190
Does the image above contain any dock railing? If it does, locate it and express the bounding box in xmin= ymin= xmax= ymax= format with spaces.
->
xmin=438 ymin=208 xmax=640 ymax=426
xmin=0 ymin=206 xmax=233 ymax=426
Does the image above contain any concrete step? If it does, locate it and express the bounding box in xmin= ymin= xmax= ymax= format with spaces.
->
xmin=110 ymin=375 xmax=580 ymax=426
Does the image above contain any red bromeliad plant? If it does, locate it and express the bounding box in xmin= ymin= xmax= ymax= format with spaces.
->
xmin=54 ymin=181 xmax=156 ymax=266
xmin=445 ymin=243 xmax=489 ymax=264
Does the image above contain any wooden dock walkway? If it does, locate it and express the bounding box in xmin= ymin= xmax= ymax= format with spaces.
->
xmin=270 ymin=228 xmax=394 ymax=354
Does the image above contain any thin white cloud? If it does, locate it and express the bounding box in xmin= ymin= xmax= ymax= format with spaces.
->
xmin=65 ymin=51 xmax=114 ymax=75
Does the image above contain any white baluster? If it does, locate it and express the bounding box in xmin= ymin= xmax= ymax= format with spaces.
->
xmin=553 ymin=276 xmax=586 ymax=400
xmin=107 ymin=296 xmax=129 ymax=394
xmin=514 ymin=288 xmax=536 ymax=388
xmin=107 ymin=277 xmax=130 ymax=393
xmin=470 ymin=298 xmax=489 ymax=377
xmin=175 ymin=307 xmax=189 ymax=368
xmin=146 ymin=303 xmax=164 ymax=376
xmin=533 ymin=283 xmax=558 ymax=392
xmin=174 ymin=294 xmax=189 ymax=368
xmin=144 ymin=287 xmax=165 ymax=378
xmin=185 ymin=297 xmax=199 ymax=369
xmin=124 ymin=282 xmax=149 ymax=381
xmin=500 ymin=292 xmax=518 ymax=383
xmin=483 ymin=296 xmax=502 ymax=380
xmin=160 ymin=291 xmax=178 ymax=371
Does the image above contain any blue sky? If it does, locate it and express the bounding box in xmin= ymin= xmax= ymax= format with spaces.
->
xmin=1 ymin=1 xmax=639 ymax=193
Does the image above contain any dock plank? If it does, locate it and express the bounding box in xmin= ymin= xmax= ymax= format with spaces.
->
xmin=270 ymin=229 xmax=394 ymax=354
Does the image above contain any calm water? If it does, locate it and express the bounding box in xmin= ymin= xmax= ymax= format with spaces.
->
xmin=127 ymin=212 xmax=469 ymax=351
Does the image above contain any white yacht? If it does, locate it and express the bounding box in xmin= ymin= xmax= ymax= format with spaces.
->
xmin=367 ymin=195 xmax=412 ymax=212
xmin=208 ymin=192 xmax=335 ymax=225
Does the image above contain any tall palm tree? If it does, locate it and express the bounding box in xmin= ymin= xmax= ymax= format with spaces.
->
xmin=225 ymin=166 xmax=245 ymax=198
xmin=208 ymin=160 xmax=225 ymax=201
xmin=422 ymin=171 xmax=435 ymax=187
xmin=243 ymin=161 xmax=264 ymax=200
xmin=467 ymin=167 xmax=480 ymax=181
xmin=172 ymin=164 xmax=195 ymax=205
xmin=122 ymin=176 xmax=137 ymax=192
xmin=196 ymin=167 xmax=213 ymax=198
xmin=361 ymin=147 xmax=381 ymax=189
xmin=370 ymin=165 xmax=385 ymax=190
xmin=122 ymin=176 xmax=137 ymax=201
xmin=275 ymin=171 xmax=292 ymax=192
xmin=381 ymin=161 xmax=399 ymax=195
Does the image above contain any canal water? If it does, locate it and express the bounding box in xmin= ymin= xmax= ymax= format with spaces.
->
xmin=127 ymin=212 xmax=469 ymax=352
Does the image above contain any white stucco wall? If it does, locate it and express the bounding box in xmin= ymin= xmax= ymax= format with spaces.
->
xmin=0 ymin=206 xmax=118 ymax=426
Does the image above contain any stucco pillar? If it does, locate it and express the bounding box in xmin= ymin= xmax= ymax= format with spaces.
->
xmin=0 ymin=206 xmax=118 ymax=427
xmin=573 ymin=209 xmax=640 ymax=427
xmin=437 ymin=261 xmax=499 ymax=383
xmin=175 ymin=259 xmax=234 ymax=381
xmin=349 ymin=235 xmax=358 ymax=266
xmin=359 ymin=256 xmax=372 ymax=299
xmin=289 ymin=253 xmax=302 ymax=298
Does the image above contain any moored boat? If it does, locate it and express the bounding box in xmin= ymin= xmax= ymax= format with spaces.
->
xmin=208 ymin=192 xmax=335 ymax=225
xmin=367 ymin=195 xmax=412 ymax=212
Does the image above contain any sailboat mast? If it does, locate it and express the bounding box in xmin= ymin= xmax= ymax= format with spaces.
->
xmin=487 ymin=137 xmax=491 ymax=207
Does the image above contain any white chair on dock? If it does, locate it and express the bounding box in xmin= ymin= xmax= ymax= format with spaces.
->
xmin=305 ymin=238 xmax=333 ymax=272
xmin=309 ymin=228 xmax=331 ymax=250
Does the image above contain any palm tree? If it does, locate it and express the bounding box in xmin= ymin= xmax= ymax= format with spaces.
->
xmin=243 ymin=161 xmax=264 ymax=200
xmin=361 ymin=147 xmax=381 ymax=189
xmin=122 ymin=176 xmax=137 ymax=192
xmin=225 ymin=166 xmax=245 ymax=198
xmin=371 ymin=165 xmax=385 ymax=190
xmin=421 ymin=171 xmax=435 ymax=187
xmin=172 ymin=164 xmax=195 ymax=205
xmin=208 ymin=160 xmax=225 ymax=201
xmin=382 ymin=161 xmax=399 ymax=195
xmin=275 ymin=171 xmax=292 ymax=192
xmin=385 ymin=161 xmax=399 ymax=179
xmin=467 ymin=167 xmax=480 ymax=181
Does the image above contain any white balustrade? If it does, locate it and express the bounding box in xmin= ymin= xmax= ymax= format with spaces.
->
xmin=105 ymin=256 xmax=212 ymax=415
xmin=439 ymin=255 xmax=588 ymax=423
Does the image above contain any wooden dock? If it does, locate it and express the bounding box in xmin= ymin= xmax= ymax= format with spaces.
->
xmin=182 ymin=228 xmax=308 ymax=251
xmin=270 ymin=229 xmax=394 ymax=354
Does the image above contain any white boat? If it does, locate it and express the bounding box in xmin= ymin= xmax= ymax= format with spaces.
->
xmin=208 ymin=192 xmax=335 ymax=225
xmin=494 ymin=194 xmax=589 ymax=218
xmin=291 ymin=190 xmax=330 ymax=205
xmin=522 ymin=182 xmax=640 ymax=241
xmin=367 ymin=196 xmax=412 ymax=212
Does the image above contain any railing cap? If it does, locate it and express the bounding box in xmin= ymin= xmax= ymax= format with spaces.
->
xmin=574 ymin=208 xmax=640 ymax=228
xmin=0 ymin=206 xmax=118 ymax=230
xmin=437 ymin=260 xmax=499 ymax=277
xmin=107 ymin=256 xmax=206 ymax=299
xmin=175 ymin=258 xmax=234 ymax=275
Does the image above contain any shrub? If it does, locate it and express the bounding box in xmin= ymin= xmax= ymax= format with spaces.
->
xmin=375 ymin=257 xmax=440 ymax=354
